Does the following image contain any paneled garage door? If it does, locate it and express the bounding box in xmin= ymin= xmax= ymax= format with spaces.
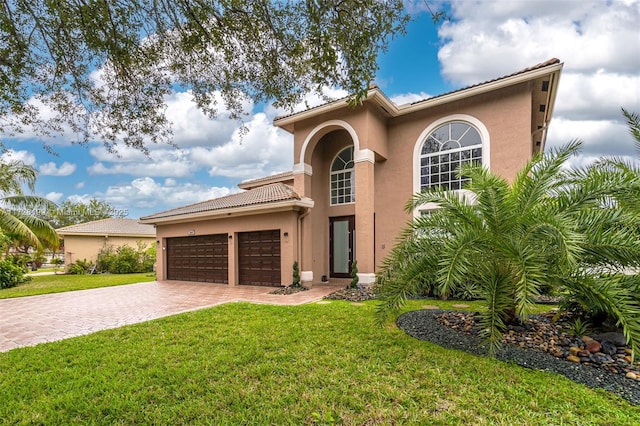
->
xmin=166 ymin=234 xmax=228 ymax=283
xmin=238 ymin=230 xmax=281 ymax=286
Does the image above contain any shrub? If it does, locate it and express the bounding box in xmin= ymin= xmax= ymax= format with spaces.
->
xmin=96 ymin=242 xmax=155 ymax=274
xmin=0 ymin=259 xmax=30 ymax=289
xmin=349 ymin=260 xmax=359 ymax=289
xmin=291 ymin=261 xmax=301 ymax=287
xmin=68 ymin=259 xmax=95 ymax=275
xmin=96 ymin=246 xmax=117 ymax=273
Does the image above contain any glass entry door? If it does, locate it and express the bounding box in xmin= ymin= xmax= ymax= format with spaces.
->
xmin=330 ymin=216 xmax=355 ymax=278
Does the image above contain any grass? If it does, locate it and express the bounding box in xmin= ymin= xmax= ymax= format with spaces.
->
xmin=1 ymin=300 xmax=638 ymax=424
xmin=0 ymin=273 xmax=156 ymax=299
xmin=26 ymin=266 xmax=59 ymax=274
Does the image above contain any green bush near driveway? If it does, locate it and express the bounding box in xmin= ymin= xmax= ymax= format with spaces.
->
xmin=0 ymin=302 xmax=638 ymax=424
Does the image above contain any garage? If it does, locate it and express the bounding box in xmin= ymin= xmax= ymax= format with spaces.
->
xmin=166 ymin=234 xmax=228 ymax=283
xmin=238 ymin=230 xmax=281 ymax=286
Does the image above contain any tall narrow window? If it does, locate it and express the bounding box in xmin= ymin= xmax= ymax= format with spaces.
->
xmin=330 ymin=147 xmax=355 ymax=205
xmin=420 ymin=122 xmax=482 ymax=191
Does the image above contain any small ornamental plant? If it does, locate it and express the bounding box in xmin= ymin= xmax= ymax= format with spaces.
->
xmin=292 ymin=261 xmax=301 ymax=288
xmin=349 ymin=260 xmax=359 ymax=289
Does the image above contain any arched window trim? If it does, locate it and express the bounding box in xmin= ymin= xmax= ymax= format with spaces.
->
xmin=330 ymin=146 xmax=355 ymax=205
xmin=412 ymin=114 xmax=490 ymax=217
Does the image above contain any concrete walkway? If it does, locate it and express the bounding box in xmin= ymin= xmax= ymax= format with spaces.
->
xmin=0 ymin=281 xmax=342 ymax=352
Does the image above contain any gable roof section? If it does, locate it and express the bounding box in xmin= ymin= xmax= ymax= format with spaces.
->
xmin=140 ymin=183 xmax=313 ymax=224
xmin=57 ymin=218 xmax=156 ymax=237
xmin=238 ymin=171 xmax=294 ymax=190
xmin=274 ymin=58 xmax=563 ymax=137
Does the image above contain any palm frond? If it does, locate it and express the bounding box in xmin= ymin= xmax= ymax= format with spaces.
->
xmin=622 ymin=108 xmax=640 ymax=157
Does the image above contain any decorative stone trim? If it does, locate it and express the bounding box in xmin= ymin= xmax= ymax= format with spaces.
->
xmin=354 ymin=148 xmax=375 ymax=164
xmin=293 ymin=162 xmax=313 ymax=175
xmin=357 ymin=273 xmax=376 ymax=285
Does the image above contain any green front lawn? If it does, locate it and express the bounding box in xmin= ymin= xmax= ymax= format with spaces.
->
xmin=1 ymin=301 xmax=638 ymax=424
xmin=0 ymin=272 xmax=156 ymax=299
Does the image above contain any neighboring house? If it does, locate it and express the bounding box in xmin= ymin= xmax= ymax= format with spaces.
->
xmin=140 ymin=58 xmax=563 ymax=288
xmin=57 ymin=218 xmax=156 ymax=270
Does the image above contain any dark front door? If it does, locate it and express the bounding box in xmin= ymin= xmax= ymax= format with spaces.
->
xmin=330 ymin=216 xmax=355 ymax=278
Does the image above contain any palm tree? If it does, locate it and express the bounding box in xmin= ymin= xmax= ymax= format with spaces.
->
xmin=0 ymin=160 xmax=59 ymax=250
xmin=375 ymin=141 xmax=640 ymax=355
xmin=622 ymin=108 xmax=640 ymax=157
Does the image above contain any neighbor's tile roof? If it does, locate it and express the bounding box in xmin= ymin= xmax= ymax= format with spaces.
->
xmin=274 ymin=58 xmax=561 ymax=121
xmin=140 ymin=183 xmax=301 ymax=221
xmin=57 ymin=218 xmax=156 ymax=236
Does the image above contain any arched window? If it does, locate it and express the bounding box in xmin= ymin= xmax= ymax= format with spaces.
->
xmin=419 ymin=121 xmax=482 ymax=191
xmin=330 ymin=147 xmax=355 ymax=205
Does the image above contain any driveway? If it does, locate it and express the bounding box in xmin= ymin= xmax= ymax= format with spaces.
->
xmin=0 ymin=280 xmax=341 ymax=352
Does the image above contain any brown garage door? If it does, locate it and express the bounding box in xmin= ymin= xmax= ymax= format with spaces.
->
xmin=166 ymin=234 xmax=228 ymax=283
xmin=238 ymin=230 xmax=281 ymax=286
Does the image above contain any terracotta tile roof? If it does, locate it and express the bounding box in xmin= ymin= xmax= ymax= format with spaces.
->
xmin=140 ymin=183 xmax=301 ymax=221
xmin=409 ymin=58 xmax=561 ymax=106
xmin=274 ymin=58 xmax=561 ymax=122
xmin=238 ymin=171 xmax=294 ymax=190
xmin=57 ymin=218 xmax=156 ymax=236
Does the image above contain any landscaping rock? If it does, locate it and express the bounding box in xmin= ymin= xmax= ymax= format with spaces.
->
xmin=397 ymin=309 xmax=640 ymax=406
xmin=323 ymin=287 xmax=376 ymax=302
xmin=600 ymin=341 xmax=618 ymax=356
xmin=592 ymin=332 xmax=627 ymax=346
xmin=627 ymin=372 xmax=638 ymax=380
xmin=567 ymin=355 xmax=581 ymax=363
xmin=586 ymin=341 xmax=601 ymax=353
xmin=269 ymin=285 xmax=309 ymax=295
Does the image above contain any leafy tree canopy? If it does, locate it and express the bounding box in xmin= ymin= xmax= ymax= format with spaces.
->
xmin=47 ymin=199 xmax=124 ymax=229
xmin=0 ymin=0 xmax=412 ymax=153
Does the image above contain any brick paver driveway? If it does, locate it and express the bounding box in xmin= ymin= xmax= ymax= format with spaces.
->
xmin=0 ymin=280 xmax=341 ymax=352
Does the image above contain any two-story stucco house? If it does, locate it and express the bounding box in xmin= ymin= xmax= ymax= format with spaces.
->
xmin=140 ymin=58 xmax=563 ymax=288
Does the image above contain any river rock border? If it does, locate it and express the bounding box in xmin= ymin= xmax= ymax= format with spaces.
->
xmin=397 ymin=309 xmax=640 ymax=406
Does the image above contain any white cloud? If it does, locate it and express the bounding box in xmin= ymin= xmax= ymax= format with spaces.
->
xmin=95 ymin=177 xmax=235 ymax=214
xmin=189 ymin=113 xmax=293 ymax=180
xmin=67 ymin=194 xmax=94 ymax=204
xmin=164 ymin=90 xmax=252 ymax=148
xmin=263 ymin=87 xmax=349 ymax=120
xmin=45 ymin=192 xmax=64 ymax=203
xmin=74 ymin=182 xmax=85 ymax=189
xmin=87 ymin=148 xmax=194 ymax=177
xmin=39 ymin=161 xmax=77 ymax=176
xmin=1 ymin=149 xmax=37 ymax=166
xmin=439 ymin=0 xmax=639 ymax=84
xmin=433 ymin=0 xmax=640 ymax=166
xmin=390 ymin=92 xmax=432 ymax=106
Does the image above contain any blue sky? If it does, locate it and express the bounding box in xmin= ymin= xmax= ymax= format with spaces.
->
xmin=2 ymin=0 xmax=639 ymax=219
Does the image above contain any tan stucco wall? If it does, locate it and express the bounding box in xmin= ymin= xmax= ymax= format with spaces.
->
xmin=294 ymin=82 xmax=535 ymax=278
xmin=62 ymin=235 xmax=156 ymax=270
xmin=154 ymin=211 xmax=299 ymax=286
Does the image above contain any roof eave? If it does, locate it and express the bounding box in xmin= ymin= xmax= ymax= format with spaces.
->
xmin=398 ymin=62 xmax=564 ymax=116
xmin=273 ymin=88 xmax=398 ymax=132
xmin=538 ymin=65 xmax=563 ymax=152
xmin=139 ymin=198 xmax=315 ymax=225
xmin=273 ymin=62 xmax=564 ymax=129
xmin=57 ymin=232 xmax=156 ymax=238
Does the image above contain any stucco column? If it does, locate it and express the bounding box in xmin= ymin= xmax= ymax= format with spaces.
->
xmin=354 ymin=156 xmax=376 ymax=285
xmin=294 ymin=169 xmax=314 ymax=283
